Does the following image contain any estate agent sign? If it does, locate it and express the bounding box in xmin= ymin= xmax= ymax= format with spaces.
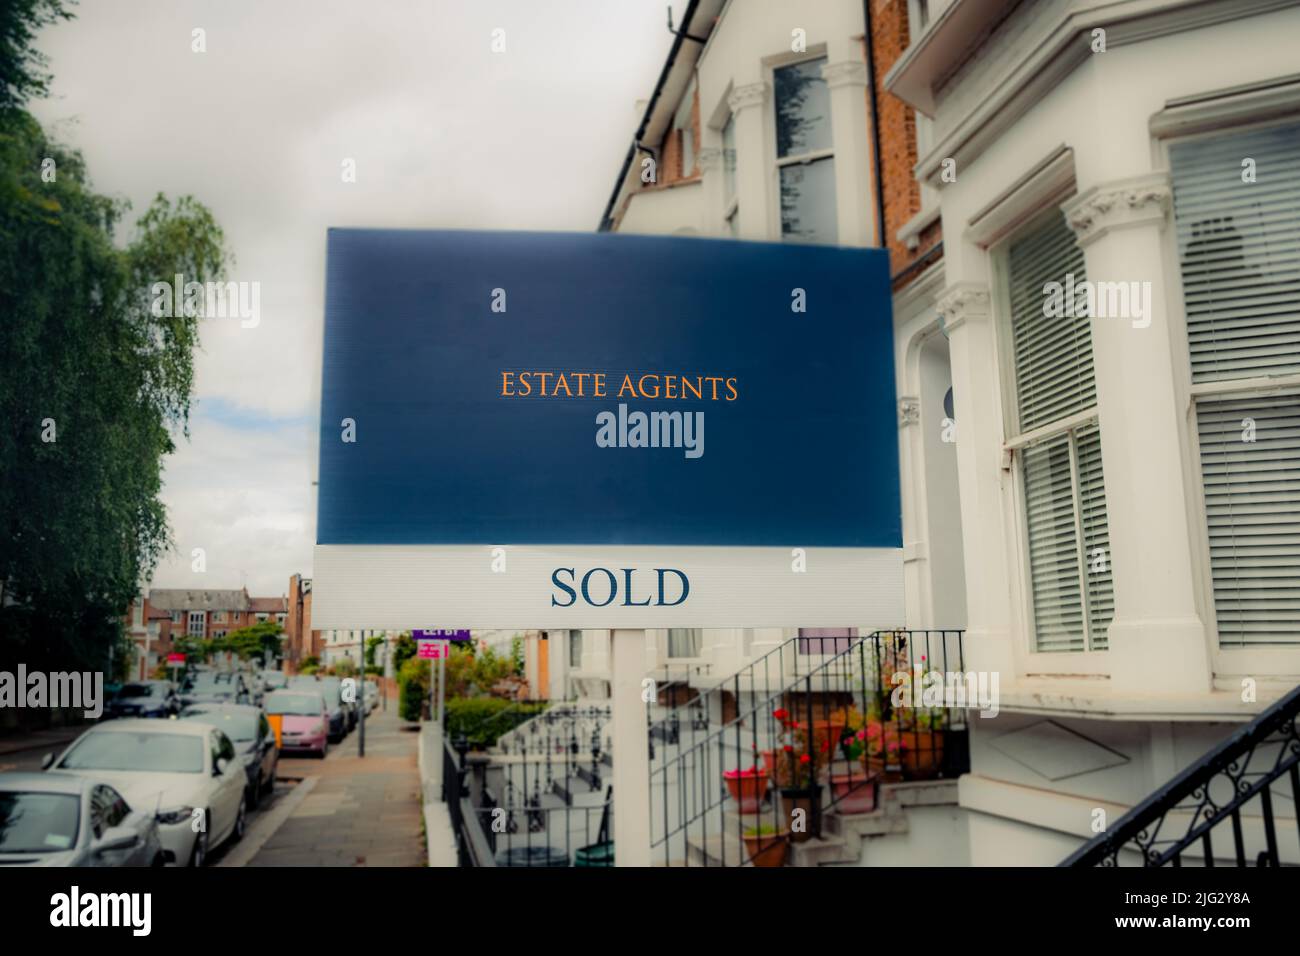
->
xmin=312 ymin=229 xmax=901 ymax=628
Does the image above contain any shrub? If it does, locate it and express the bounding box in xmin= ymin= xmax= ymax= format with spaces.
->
xmin=398 ymin=657 xmax=431 ymax=722
xmin=445 ymin=697 xmax=547 ymax=748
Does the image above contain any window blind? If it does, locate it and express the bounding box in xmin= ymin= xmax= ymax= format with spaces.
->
xmin=1022 ymin=435 xmax=1085 ymax=652
xmin=1008 ymin=212 xmax=1112 ymax=652
xmin=1077 ymin=424 xmax=1113 ymax=651
xmin=1171 ymin=121 xmax=1300 ymax=383
xmin=1196 ymin=395 xmax=1300 ymax=646
xmin=1008 ymin=212 xmax=1096 ymax=432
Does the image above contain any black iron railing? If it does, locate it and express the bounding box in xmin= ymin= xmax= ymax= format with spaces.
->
xmin=495 ymin=704 xmax=611 ymax=761
xmin=647 ymin=634 xmax=871 ymax=763
xmin=442 ymin=739 xmax=475 ymax=866
xmin=1062 ymin=682 xmax=1300 ymax=867
xmin=650 ymin=629 xmax=969 ymax=866
xmin=446 ymin=731 xmax=616 ymax=867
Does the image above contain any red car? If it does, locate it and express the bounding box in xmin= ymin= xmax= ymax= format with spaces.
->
xmin=263 ymin=690 xmax=329 ymax=758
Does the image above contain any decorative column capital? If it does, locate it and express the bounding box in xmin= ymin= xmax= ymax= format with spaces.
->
xmin=936 ymin=282 xmax=991 ymax=335
xmin=822 ymin=60 xmax=868 ymax=89
xmin=1062 ymin=172 xmax=1172 ymax=248
xmin=697 ymin=146 xmax=722 ymax=172
xmin=898 ymin=397 xmax=921 ymax=428
xmin=727 ymin=81 xmax=769 ymax=113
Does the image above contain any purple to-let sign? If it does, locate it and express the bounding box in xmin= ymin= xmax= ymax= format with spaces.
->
xmin=413 ymin=629 xmax=471 ymax=641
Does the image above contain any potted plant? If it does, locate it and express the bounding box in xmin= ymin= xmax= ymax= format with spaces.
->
xmin=742 ymin=822 xmax=788 ymax=867
xmin=897 ymin=708 xmax=947 ymax=777
xmin=828 ymin=707 xmax=880 ymax=814
xmin=770 ymin=708 xmax=827 ymax=842
xmin=722 ymin=766 xmax=769 ymax=814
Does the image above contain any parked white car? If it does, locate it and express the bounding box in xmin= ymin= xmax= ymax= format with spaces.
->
xmin=44 ymin=718 xmax=247 ymax=867
xmin=0 ymin=771 xmax=164 ymax=867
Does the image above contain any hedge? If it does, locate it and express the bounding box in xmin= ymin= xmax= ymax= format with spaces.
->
xmin=445 ymin=697 xmax=548 ymax=748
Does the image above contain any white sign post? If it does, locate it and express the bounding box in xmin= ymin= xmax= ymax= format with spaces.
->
xmin=610 ymin=629 xmax=651 ymax=867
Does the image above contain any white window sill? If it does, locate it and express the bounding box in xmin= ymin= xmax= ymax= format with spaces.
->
xmin=984 ymin=677 xmax=1282 ymax=722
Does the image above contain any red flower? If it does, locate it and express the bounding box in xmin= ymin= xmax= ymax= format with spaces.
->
xmin=782 ymin=744 xmax=794 ymax=753
xmin=772 ymin=708 xmax=789 ymax=721
xmin=799 ymin=754 xmax=811 ymax=765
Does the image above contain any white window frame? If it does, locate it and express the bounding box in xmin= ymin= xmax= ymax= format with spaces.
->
xmin=1154 ymin=107 xmax=1300 ymax=678
xmin=767 ymin=50 xmax=835 ymax=244
xmin=992 ymin=206 xmax=1111 ymax=674
xmin=666 ymin=628 xmax=705 ymax=661
xmin=187 ymin=612 xmax=205 ymax=637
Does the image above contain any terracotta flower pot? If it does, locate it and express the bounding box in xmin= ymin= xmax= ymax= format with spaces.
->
xmin=829 ymin=770 xmax=880 ymax=814
xmin=760 ymin=749 xmax=782 ymax=776
xmin=723 ymin=768 xmax=769 ymax=814
xmin=779 ymin=786 xmax=821 ymax=842
xmin=899 ymin=730 xmax=945 ymax=777
xmin=742 ymin=829 xmax=789 ymax=867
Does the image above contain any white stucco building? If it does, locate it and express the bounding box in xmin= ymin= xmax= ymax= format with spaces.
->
xmin=583 ymin=0 xmax=1300 ymax=866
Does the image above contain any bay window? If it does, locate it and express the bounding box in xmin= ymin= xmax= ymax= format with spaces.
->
xmin=1006 ymin=211 xmax=1114 ymax=652
xmin=1171 ymin=119 xmax=1300 ymax=647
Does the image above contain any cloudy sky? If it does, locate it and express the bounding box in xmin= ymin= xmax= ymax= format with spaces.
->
xmin=32 ymin=0 xmax=677 ymax=597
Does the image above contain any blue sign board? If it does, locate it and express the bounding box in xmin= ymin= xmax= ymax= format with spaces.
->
xmin=312 ymin=229 xmax=902 ymax=628
xmin=317 ymin=229 xmax=898 ymax=548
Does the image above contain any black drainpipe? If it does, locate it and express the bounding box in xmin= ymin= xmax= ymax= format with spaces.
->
xmin=862 ymin=0 xmax=889 ymax=250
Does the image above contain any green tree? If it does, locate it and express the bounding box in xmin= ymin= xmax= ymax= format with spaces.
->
xmin=364 ymin=635 xmax=384 ymax=668
xmin=0 ymin=0 xmax=74 ymax=112
xmin=0 ymin=6 xmax=229 ymax=673
xmin=392 ymin=632 xmax=416 ymax=673
xmin=510 ymin=635 xmax=525 ymax=676
xmin=225 ymin=621 xmax=283 ymax=662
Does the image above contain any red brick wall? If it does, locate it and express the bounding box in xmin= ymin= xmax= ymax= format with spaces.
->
xmin=655 ymin=80 xmax=702 ymax=187
xmin=866 ymin=0 xmax=941 ymax=283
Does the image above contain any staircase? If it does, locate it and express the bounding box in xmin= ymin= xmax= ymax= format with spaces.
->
xmin=650 ymin=629 xmax=968 ymax=866
xmin=1062 ymin=681 xmax=1300 ymax=867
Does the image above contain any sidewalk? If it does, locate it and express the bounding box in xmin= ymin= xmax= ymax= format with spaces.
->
xmin=246 ymin=706 xmax=425 ymax=867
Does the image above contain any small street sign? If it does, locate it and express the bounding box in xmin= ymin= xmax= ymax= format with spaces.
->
xmin=413 ymin=629 xmax=471 ymax=641
xmin=417 ymin=640 xmax=449 ymax=660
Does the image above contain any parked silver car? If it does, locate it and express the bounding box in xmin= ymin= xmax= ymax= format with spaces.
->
xmin=0 ymin=771 xmax=164 ymax=866
xmin=44 ymin=718 xmax=247 ymax=867
xmin=178 ymin=703 xmax=278 ymax=809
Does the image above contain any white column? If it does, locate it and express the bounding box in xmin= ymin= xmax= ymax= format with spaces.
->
xmin=897 ymin=395 xmax=930 ymax=628
xmin=822 ymin=59 xmax=873 ymax=247
xmin=937 ymin=284 xmax=1016 ymax=679
xmin=1062 ymin=174 xmax=1212 ymax=695
xmin=697 ymin=146 xmax=725 ymax=237
xmin=727 ymin=81 xmax=770 ymax=240
xmin=610 ymin=628 xmax=651 ymax=866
